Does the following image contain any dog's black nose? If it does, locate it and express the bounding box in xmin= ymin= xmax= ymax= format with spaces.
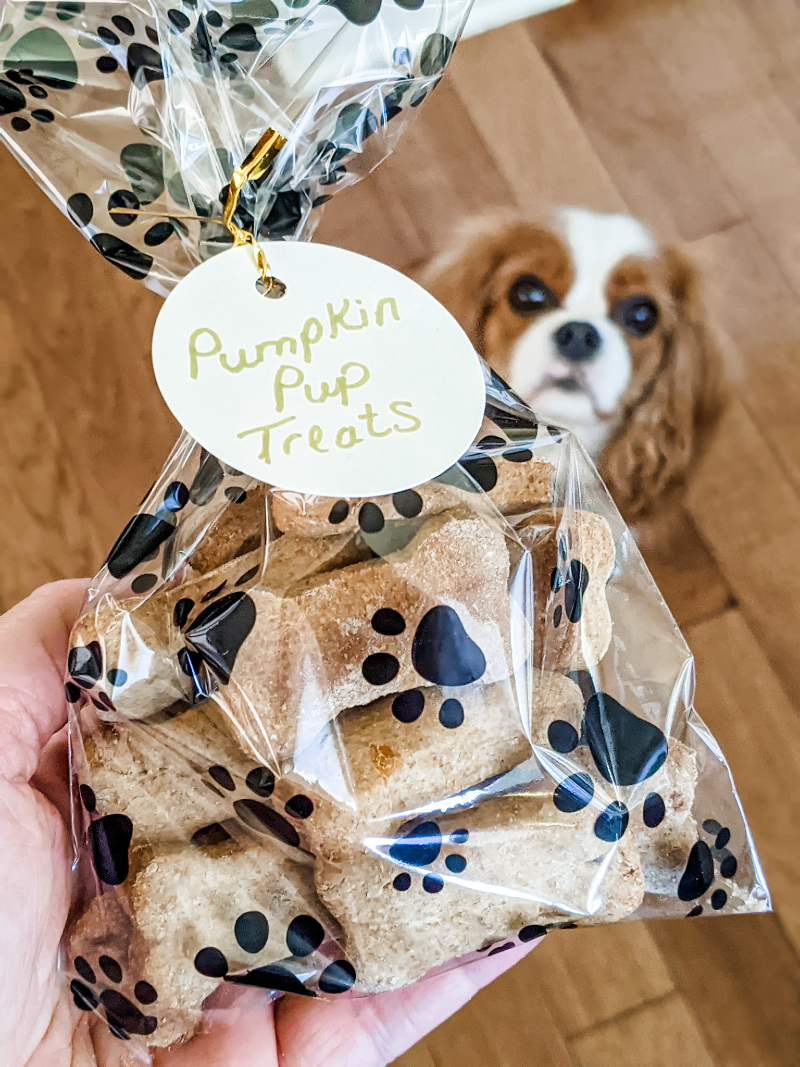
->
xmin=554 ymin=321 xmax=602 ymax=363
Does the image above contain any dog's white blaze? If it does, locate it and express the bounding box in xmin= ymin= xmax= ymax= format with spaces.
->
xmin=560 ymin=207 xmax=656 ymax=314
xmin=507 ymin=209 xmax=657 ymax=461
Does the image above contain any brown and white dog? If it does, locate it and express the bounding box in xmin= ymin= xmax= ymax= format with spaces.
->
xmin=420 ymin=209 xmax=725 ymax=540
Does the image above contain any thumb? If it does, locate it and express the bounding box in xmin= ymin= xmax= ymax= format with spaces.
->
xmin=0 ymin=580 xmax=89 ymax=782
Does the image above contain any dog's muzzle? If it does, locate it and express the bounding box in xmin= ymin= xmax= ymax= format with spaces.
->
xmin=554 ymin=321 xmax=602 ymax=363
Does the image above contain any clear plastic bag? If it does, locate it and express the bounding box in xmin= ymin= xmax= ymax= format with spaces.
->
xmin=0 ymin=0 xmax=471 ymax=292
xmin=63 ymin=368 xmax=769 ymax=1052
xmin=0 ymin=0 xmax=768 ymax=1055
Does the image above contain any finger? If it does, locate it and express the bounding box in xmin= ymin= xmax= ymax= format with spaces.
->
xmin=0 ymin=579 xmax=88 ymax=782
xmin=276 ymin=939 xmax=542 ymax=1067
xmin=31 ymin=726 xmax=71 ymax=825
xmin=152 ymin=986 xmax=279 ymax=1067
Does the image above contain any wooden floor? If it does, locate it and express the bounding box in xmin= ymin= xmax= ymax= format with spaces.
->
xmin=2 ymin=0 xmax=800 ymax=1063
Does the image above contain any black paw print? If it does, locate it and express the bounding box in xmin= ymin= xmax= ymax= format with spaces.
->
xmin=387 ymin=820 xmax=470 ymax=894
xmin=193 ymin=909 xmax=356 ymax=997
xmin=390 ymin=688 xmax=465 ymax=729
xmin=190 ymin=758 xmax=316 ymax=852
xmin=547 ymin=517 xmax=591 ymax=632
xmin=78 ymin=783 xmax=134 ymax=887
xmin=173 ymin=584 xmax=257 ymax=694
xmin=454 ymin=434 xmax=534 ymax=494
xmin=79 ymin=746 xmax=317 ymax=890
xmin=362 ymin=603 xmax=486 ymax=691
xmin=70 ymin=952 xmax=158 ymax=1040
xmin=681 ymin=819 xmax=738 ymax=916
xmin=328 ymin=0 xmax=432 ymax=27
xmin=102 ymin=451 xmax=250 ymax=583
xmin=537 ymin=686 xmax=670 ymax=845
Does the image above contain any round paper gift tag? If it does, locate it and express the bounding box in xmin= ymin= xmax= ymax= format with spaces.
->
xmin=152 ymin=242 xmax=486 ymax=498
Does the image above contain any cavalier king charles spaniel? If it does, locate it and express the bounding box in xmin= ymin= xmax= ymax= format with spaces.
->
xmin=420 ymin=209 xmax=725 ymax=540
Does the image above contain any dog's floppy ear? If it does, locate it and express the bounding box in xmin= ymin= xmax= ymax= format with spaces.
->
xmin=600 ymin=247 xmax=726 ymax=526
xmin=417 ymin=212 xmax=539 ymax=354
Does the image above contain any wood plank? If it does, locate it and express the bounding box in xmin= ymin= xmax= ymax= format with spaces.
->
xmin=609 ymin=0 xmax=800 ymax=301
xmin=736 ymin=0 xmax=800 ymax=128
xmin=529 ymin=1 xmax=742 ymax=243
xmin=685 ymin=399 xmax=800 ymax=701
xmin=392 ymin=1042 xmax=438 ymax=1067
xmin=651 ymin=914 xmax=800 ymax=1067
xmin=686 ymin=607 xmax=800 ymax=953
xmin=568 ymin=992 xmax=714 ymax=1067
xmin=641 ymin=605 xmax=800 ymax=1064
xmin=421 ymin=958 xmax=575 ymax=1067
xmin=533 ymin=924 xmax=674 ymax=1039
xmin=415 ymin=1001 xmax=504 ymax=1067
xmin=685 ymin=221 xmax=800 ymax=496
xmin=318 ymin=76 xmax=515 ymax=269
xmin=639 ymin=509 xmax=734 ymax=632
xmin=0 ymin=301 xmax=99 ymax=606
xmin=448 ymin=23 xmax=625 ymax=215
xmin=315 ymin=170 xmax=425 ymax=272
xmin=0 ymin=152 xmax=180 ymax=583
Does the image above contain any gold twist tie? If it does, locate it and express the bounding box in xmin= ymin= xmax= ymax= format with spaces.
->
xmin=110 ymin=126 xmax=288 ymax=294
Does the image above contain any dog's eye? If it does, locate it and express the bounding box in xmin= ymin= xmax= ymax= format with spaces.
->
xmin=613 ymin=295 xmax=659 ymax=337
xmin=507 ymin=274 xmax=558 ymax=315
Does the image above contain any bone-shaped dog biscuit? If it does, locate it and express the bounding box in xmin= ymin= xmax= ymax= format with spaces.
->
xmin=300 ymin=672 xmax=584 ymax=859
xmin=570 ymin=738 xmax=698 ymax=895
xmin=82 ymin=701 xmax=271 ymax=854
xmin=315 ymin=792 xmax=644 ymax=992
xmin=632 ymin=740 xmax=697 ymax=895
xmin=189 ymin=484 xmax=266 ymax=574
xmin=518 ymin=508 xmax=615 ymax=670
xmin=270 ymin=447 xmax=554 ymax=537
xmin=217 ymin=508 xmax=514 ymax=762
xmin=70 ymin=531 xmax=373 ymax=722
xmin=130 ymin=840 xmax=342 ymax=1047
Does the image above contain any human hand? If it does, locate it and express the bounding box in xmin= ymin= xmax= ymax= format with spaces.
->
xmin=1 ymin=581 xmax=541 ymax=1067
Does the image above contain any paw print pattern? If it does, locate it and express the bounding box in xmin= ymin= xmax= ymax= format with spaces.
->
xmin=681 ymin=819 xmax=738 ymax=915
xmin=460 ymin=434 xmax=535 ymax=492
xmin=548 ymin=533 xmax=589 ymax=631
xmin=103 ymin=451 xmax=248 ymax=583
xmin=191 ymin=755 xmax=316 ymax=852
xmin=533 ymin=682 xmax=673 ymax=847
xmin=193 ymin=909 xmax=356 ymax=998
xmin=0 ymin=4 xmax=455 ymax=284
xmin=358 ymin=601 xmax=489 ymax=691
xmin=79 ymin=734 xmax=317 ymax=885
xmin=389 ymin=821 xmax=470 ymax=894
xmin=70 ymin=952 xmax=158 ymax=1040
xmin=78 ymin=782 xmax=134 ymax=887
xmin=584 ymin=692 xmax=668 ymax=788
xmin=390 ymin=689 xmax=466 ymax=729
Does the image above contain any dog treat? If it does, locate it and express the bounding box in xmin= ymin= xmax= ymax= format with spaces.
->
xmin=300 ymin=672 xmax=584 ymax=858
xmin=633 ymin=740 xmax=698 ymax=895
xmin=517 ymin=508 xmax=615 ymax=670
xmin=270 ymin=448 xmax=553 ymax=538
xmin=70 ymin=532 xmax=373 ymax=722
xmin=566 ymin=734 xmax=697 ymax=896
xmin=190 ymin=529 xmax=372 ymax=595
xmin=67 ymin=890 xmax=176 ymax=1044
xmin=260 ymin=530 xmax=375 ymax=595
xmin=220 ymin=508 xmax=514 ymax=762
xmin=316 ymin=792 xmax=644 ymax=992
xmin=82 ymin=701 xmax=273 ymax=852
xmin=84 ymin=719 xmax=233 ymax=853
xmin=189 ymin=485 xmax=267 ymax=573
xmin=70 ymin=595 xmax=187 ymax=723
xmin=130 ymin=840 xmax=341 ymax=1047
